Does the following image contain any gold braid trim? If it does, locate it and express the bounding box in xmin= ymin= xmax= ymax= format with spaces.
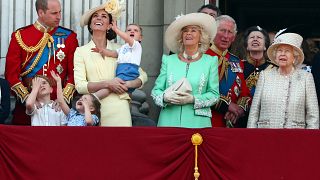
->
xmin=237 ymin=97 xmax=251 ymax=112
xmin=63 ymin=83 xmax=76 ymax=104
xmin=11 ymin=82 xmax=29 ymax=103
xmin=15 ymin=31 xmax=54 ymax=77
xmin=15 ymin=30 xmax=49 ymax=52
xmin=215 ymin=95 xmax=231 ymax=109
xmin=246 ymin=72 xmax=259 ymax=90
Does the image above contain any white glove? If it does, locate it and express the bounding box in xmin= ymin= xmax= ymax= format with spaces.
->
xmin=170 ymin=92 xmax=194 ymax=105
xmin=163 ymin=91 xmax=179 ymax=103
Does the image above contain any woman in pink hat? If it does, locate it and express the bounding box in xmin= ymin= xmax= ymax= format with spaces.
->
xmin=247 ymin=32 xmax=319 ymax=129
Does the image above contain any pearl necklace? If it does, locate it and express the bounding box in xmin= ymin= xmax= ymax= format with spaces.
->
xmin=183 ymin=51 xmax=199 ymax=60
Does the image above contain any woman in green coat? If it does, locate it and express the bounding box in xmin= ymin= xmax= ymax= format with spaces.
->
xmin=151 ymin=13 xmax=220 ymax=128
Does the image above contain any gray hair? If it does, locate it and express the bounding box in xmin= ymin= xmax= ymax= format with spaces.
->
xmin=216 ymin=15 xmax=237 ymax=35
xmin=273 ymin=45 xmax=301 ymax=67
xmin=176 ymin=26 xmax=210 ymax=53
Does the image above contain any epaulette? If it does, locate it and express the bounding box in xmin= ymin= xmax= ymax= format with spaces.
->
xmin=229 ymin=52 xmax=240 ymax=59
xmin=58 ymin=26 xmax=74 ymax=33
xmin=15 ymin=24 xmax=33 ymax=32
xmin=229 ymin=52 xmax=241 ymax=63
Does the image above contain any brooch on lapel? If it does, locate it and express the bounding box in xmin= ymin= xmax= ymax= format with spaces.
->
xmin=56 ymin=49 xmax=65 ymax=62
xmin=56 ymin=64 xmax=64 ymax=74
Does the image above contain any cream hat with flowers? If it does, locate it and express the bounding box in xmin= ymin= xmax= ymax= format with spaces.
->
xmin=80 ymin=0 xmax=124 ymax=27
xmin=267 ymin=33 xmax=304 ymax=66
xmin=165 ymin=13 xmax=217 ymax=53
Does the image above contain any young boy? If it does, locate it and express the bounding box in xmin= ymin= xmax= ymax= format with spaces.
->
xmin=26 ymin=75 xmax=67 ymax=126
xmin=91 ymin=22 xmax=143 ymax=99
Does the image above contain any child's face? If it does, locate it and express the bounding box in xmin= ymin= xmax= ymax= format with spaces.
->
xmin=126 ymin=25 xmax=142 ymax=42
xmin=36 ymin=77 xmax=53 ymax=97
xmin=75 ymin=94 xmax=95 ymax=113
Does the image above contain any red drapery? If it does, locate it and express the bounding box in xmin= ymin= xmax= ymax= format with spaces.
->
xmin=1 ymin=125 xmax=320 ymax=180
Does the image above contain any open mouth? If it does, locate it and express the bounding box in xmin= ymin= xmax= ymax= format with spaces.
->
xmin=185 ymin=36 xmax=193 ymax=40
xmin=251 ymin=42 xmax=260 ymax=46
xmin=130 ymin=34 xmax=134 ymax=37
xmin=279 ymin=57 xmax=288 ymax=62
xmin=95 ymin=22 xmax=103 ymax=26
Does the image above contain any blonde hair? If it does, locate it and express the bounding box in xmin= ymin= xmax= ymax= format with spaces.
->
xmin=176 ymin=25 xmax=210 ymax=53
xmin=127 ymin=23 xmax=143 ymax=36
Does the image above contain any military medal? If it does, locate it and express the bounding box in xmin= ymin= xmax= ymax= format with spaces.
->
xmin=56 ymin=64 xmax=64 ymax=74
xmin=236 ymin=76 xmax=241 ymax=87
xmin=60 ymin=38 xmax=65 ymax=48
xmin=56 ymin=49 xmax=65 ymax=62
xmin=57 ymin=38 xmax=61 ymax=48
xmin=234 ymin=86 xmax=240 ymax=97
xmin=230 ymin=62 xmax=243 ymax=73
xmin=230 ymin=62 xmax=237 ymax=72
xmin=57 ymin=38 xmax=65 ymax=49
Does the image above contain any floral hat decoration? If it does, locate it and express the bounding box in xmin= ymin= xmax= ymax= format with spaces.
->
xmin=80 ymin=0 xmax=125 ymax=27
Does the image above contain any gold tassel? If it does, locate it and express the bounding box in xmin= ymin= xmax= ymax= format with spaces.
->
xmin=191 ymin=133 xmax=203 ymax=180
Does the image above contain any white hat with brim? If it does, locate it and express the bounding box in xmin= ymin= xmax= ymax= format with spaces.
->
xmin=80 ymin=0 xmax=123 ymax=27
xmin=165 ymin=13 xmax=217 ymax=53
xmin=267 ymin=33 xmax=304 ymax=66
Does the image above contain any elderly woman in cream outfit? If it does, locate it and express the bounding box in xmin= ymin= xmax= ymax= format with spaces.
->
xmin=74 ymin=0 xmax=147 ymax=126
xmin=247 ymin=33 xmax=319 ymax=129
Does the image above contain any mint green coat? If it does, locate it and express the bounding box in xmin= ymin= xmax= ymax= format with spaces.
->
xmin=151 ymin=54 xmax=219 ymax=128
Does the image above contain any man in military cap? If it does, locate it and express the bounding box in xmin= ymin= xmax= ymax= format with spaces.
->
xmin=5 ymin=0 xmax=78 ymax=125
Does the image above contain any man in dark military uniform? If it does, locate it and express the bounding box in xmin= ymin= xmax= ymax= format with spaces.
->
xmin=5 ymin=0 xmax=78 ymax=125
xmin=206 ymin=15 xmax=251 ymax=128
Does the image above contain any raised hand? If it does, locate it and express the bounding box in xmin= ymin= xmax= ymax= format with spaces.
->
xmin=111 ymin=20 xmax=119 ymax=31
xmin=91 ymin=46 xmax=117 ymax=58
xmin=31 ymin=77 xmax=42 ymax=91
xmin=50 ymin=70 xmax=61 ymax=83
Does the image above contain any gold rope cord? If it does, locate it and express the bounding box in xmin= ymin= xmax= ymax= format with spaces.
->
xmin=191 ymin=133 xmax=203 ymax=180
xmin=15 ymin=30 xmax=53 ymax=77
xmin=15 ymin=30 xmax=49 ymax=52
xmin=20 ymin=43 xmax=47 ymax=77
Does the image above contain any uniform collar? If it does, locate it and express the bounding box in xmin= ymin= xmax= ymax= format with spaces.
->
xmin=34 ymin=21 xmax=54 ymax=33
xmin=210 ymin=44 xmax=228 ymax=57
xmin=246 ymin=55 xmax=266 ymax=67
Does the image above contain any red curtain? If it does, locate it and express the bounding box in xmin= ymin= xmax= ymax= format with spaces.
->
xmin=1 ymin=125 xmax=320 ymax=180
